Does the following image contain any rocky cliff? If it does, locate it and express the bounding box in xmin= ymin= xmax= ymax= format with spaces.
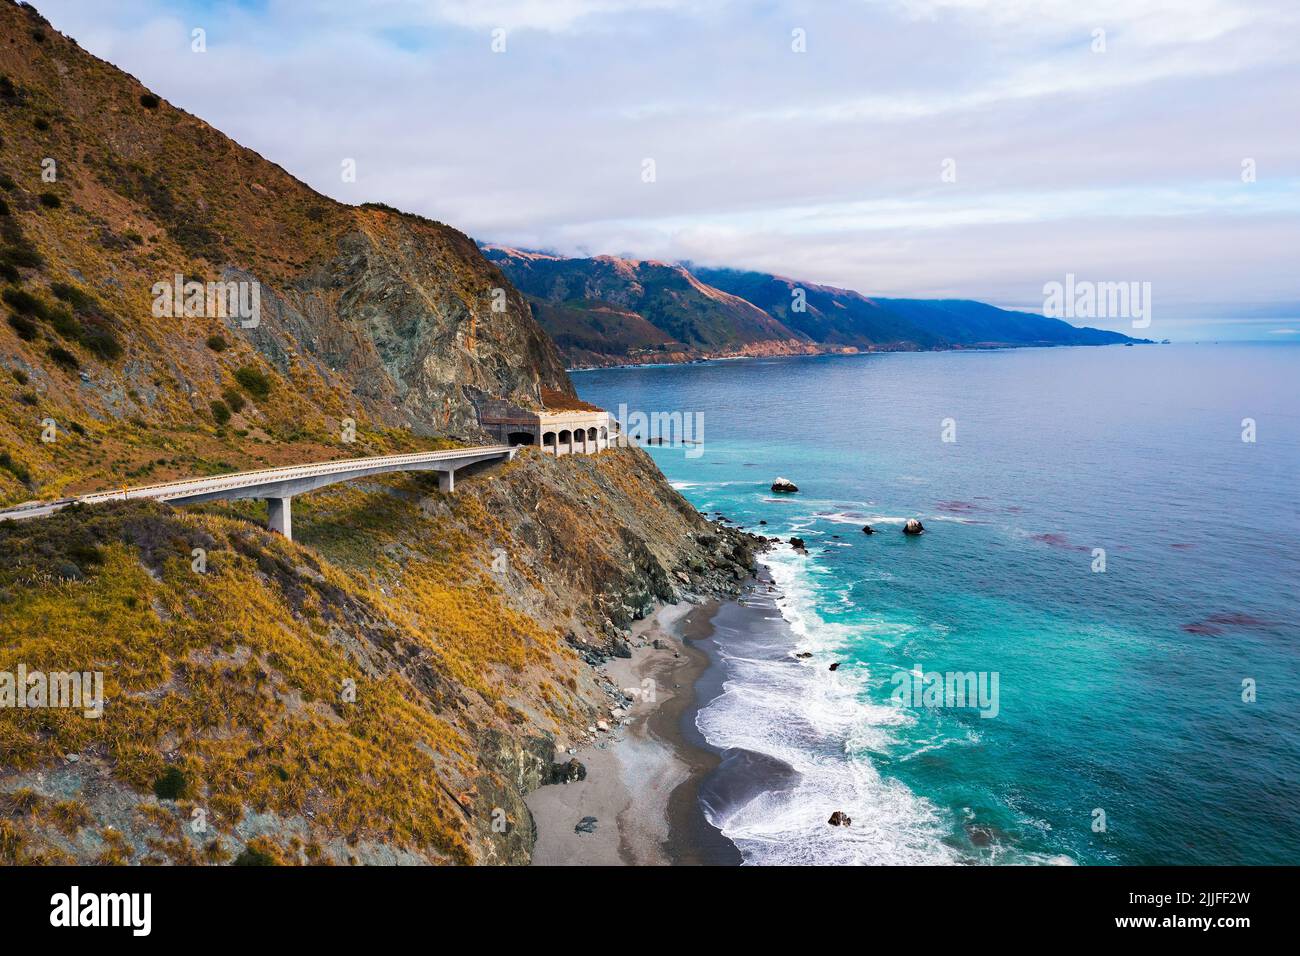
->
xmin=1 ymin=1 xmax=570 ymax=504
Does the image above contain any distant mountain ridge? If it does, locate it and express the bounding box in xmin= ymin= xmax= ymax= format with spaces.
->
xmin=482 ymin=246 xmax=1147 ymax=367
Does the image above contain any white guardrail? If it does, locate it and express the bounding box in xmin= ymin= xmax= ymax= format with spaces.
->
xmin=0 ymin=446 xmax=514 ymax=518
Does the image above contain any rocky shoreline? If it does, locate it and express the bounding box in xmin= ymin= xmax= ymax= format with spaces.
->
xmin=525 ymin=598 xmax=742 ymax=865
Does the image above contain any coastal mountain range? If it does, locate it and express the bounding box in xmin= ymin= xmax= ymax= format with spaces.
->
xmin=481 ymin=246 xmax=1146 ymax=368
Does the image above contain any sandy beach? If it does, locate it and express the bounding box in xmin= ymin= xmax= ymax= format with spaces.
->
xmin=526 ymin=598 xmax=743 ymax=865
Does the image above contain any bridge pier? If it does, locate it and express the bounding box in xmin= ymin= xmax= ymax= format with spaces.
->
xmin=267 ymin=496 xmax=292 ymax=540
xmin=437 ymin=469 xmax=455 ymax=493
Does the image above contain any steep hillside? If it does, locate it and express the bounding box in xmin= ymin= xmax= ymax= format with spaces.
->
xmin=0 ymin=447 xmax=760 ymax=865
xmin=700 ymin=269 xmax=1140 ymax=349
xmin=484 ymin=248 xmax=1143 ymax=368
xmin=0 ymin=1 xmax=569 ymax=506
xmin=0 ymin=2 xmax=762 ymax=865
xmin=869 ymin=297 xmax=1138 ymax=347
xmin=691 ymin=267 xmax=944 ymax=350
xmin=482 ymin=246 xmax=819 ymax=367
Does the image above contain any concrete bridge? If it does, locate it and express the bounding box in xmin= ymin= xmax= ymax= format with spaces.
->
xmin=0 ymin=446 xmax=516 ymax=541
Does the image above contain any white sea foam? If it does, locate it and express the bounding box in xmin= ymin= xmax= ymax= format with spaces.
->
xmin=695 ymin=545 xmax=962 ymax=865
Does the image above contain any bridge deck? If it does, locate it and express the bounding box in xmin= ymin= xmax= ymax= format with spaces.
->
xmin=0 ymin=445 xmax=515 ymax=527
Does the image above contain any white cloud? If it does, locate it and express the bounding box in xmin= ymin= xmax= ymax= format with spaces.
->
xmin=33 ymin=0 xmax=1300 ymax=313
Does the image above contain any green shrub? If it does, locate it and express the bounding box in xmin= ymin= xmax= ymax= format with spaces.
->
xmin=2 ymin=246 xmax=44 ymax=270
xmin=139 ymin=93 xmax=160 ymax=109
xmin=233 ymin=845 xmax=277 ymax=866
xmin=47 ymin=304 xmax=79 ymax=339
xmin=221 ymin=387 xmax=245 ymax=413
xmin=0 ymin=174 xmax=14 ymax=191
xmin=0 ymin=263 xmax=17 ymax=283
xmin=0 ymin=451 xmax=31 ymax=485
xmin=79 ymin=318 xmax=123 ymax=361
xmin=37 ymin=193 xmax=61 ymax=209
xmin=50 ymin=282 xmax=96 ymax=310
xmin=152 ymin=766 xmax=189 ymax=800
xmin=210 ymin=400 xmax=231 ymax=425
xmin=3 ymin=287 xmax=44 ymax=315
xmin=205 ymin=333 xmax=228 ymax=352
xmin=46 ymin=345 xmax=78 ymax=370
xmin=33 ymin=117 xmax=49 ymax=132
xmin=234 ymin=365 xmax=271 ymax=399
xmin=7 ymin=313 xmax=36 ymax=340
xmin=10 ymin=369 xmax=26 ymax=385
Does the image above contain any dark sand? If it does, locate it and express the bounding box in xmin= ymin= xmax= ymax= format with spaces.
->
xmin=527 ymin=599 xmax=740 ymax=865
xmin=527 ymin=570 xmax=800 ymax=865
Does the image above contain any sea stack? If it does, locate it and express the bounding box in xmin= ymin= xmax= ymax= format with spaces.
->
xmin=771 ymin=477 xmax=799 ymax=493
xmin=862 ymin=524 xmax=875 ymax=535
xmin=903 ymin=519 xmax=925 ymax=535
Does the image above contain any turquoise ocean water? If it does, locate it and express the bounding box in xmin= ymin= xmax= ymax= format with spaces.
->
xmin=575 ymin=344 xmax=1300 ymax=865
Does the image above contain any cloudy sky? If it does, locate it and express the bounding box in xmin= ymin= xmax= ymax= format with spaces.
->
xmin=38 ymin=0 xmax=1300 ymax=338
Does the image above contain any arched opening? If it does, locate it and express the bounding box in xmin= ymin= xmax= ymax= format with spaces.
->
xmin=507 ymin=431 xmax=535 ymax=447
xmin=542 ymin=432 xmax=557 ymax=455
xmin=598 ymin=425 xmax=608 ymax=451
xmin=558 ymin=429 xmax=572 ymax=456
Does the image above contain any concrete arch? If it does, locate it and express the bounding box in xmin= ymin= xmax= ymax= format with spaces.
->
xmin=558 ymin=429 xmax=572 ymax=456
xmin=542 ymin=431 xmax=557 ymax=455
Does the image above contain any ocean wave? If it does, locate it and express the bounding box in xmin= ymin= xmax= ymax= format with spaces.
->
xmin=694 ymin=550 xmax=962 ymax=865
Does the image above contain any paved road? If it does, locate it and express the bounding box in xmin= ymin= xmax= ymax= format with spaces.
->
xmin=0 ymin=446 xmax=515 ymax=537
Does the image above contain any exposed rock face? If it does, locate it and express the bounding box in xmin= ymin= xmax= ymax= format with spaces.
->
xmin=771 ymin=477 xmax=799 ymax=493
xmin=549 ymin=758 xmax=587 ymax=785
xmin=0 ymin=5 xmax=575 ymax=509
xmin=862 ymin=524 xmax=875 ymax=534
xmin=903 ymin=519 xmax=925 ymax=535
xmin=789 ymin=536 xmax=807 ymax=553
xmin=828 ymin=811 xmax=852 ymax=827
xmin=257 ymin=213 xmax=575 ymax=435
